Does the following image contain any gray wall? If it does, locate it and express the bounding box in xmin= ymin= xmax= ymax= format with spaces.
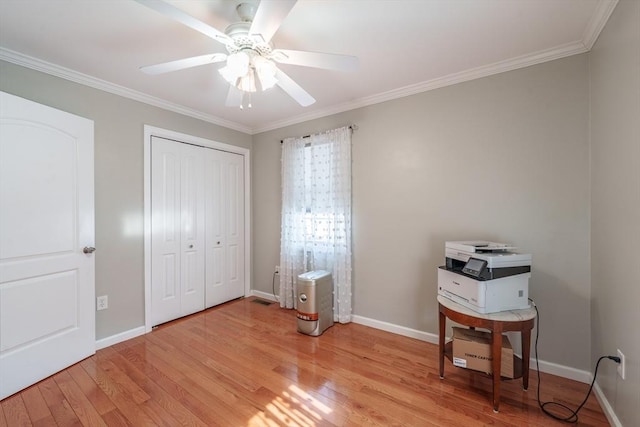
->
xmin=2 ymin=7 xmax=637 ymax=421
xmin=590 ymin=1 xmax=640 ymax=425
xmin=0 ymin=61 xmax=252 ymax=339
xmin=253 ymin=54 xmax=592 ymax=370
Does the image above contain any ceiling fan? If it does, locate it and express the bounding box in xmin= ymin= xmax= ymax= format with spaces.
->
xmin=134 ymin=0 xmax=358 ymax=108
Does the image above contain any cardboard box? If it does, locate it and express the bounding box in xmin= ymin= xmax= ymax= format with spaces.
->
xmin=452 ymin=327 xmax=514 ymax=378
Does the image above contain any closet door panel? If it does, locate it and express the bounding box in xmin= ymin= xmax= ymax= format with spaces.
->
xmin=205 ymin=152 xmax=225 ymax=308
xmin=151 ymin=138 xmax=182 ymax=325
xmin=222 ymin=152 xmax=245 ymax=301
xmin=205 ymin=150 xmax=245 ymax=307
xmin=179 ymin=144 xmax=205 ymax=316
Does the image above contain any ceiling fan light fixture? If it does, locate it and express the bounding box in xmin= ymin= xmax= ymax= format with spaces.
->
xmin=218 ymin=51 xmax=250 ymax=84
xmin=237 ymin=68 xmax=257 ymax=92
xmin=220 ymin=52 xmax=278 ymax=93
xmin=254 ymin=56 xmax=278 ymax=90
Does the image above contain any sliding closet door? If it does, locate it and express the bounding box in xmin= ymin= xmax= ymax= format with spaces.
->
xmin=205 ymin=150 xmax=245 ymax=308
xmin=151 ymin=137 xmax=205 ymax=326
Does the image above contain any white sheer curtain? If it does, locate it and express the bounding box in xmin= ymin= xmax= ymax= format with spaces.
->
xmin=280 ymin=126 xmax=352 ymax=323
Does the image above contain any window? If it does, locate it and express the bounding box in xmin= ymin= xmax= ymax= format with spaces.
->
xmin=279 ymin=126 xmax=353 ymax=323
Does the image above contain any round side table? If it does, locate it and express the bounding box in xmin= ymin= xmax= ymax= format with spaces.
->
xmin=438 ymin=295 xmax=537 ymax=412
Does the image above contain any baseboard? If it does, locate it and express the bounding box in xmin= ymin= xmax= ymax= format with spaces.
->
xmin=527 ymin=356 xmax=591 ymax=383
xmin=351 ymin=313 xmax=592 ymax=383
xmin=249 ymin=290 xmax=279 ymax=302
xmin=594 ymin=382 xmax=623 ymax=427
xmin=351 ymin=314 xmax=440 ymax=344
xmin=95 ymin=326 xmax=146 ymax=350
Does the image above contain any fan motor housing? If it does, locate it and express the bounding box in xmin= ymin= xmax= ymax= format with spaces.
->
xmin=224 ymin=21 xmax=273 ymax=56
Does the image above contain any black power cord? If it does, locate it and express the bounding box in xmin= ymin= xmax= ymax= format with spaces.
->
xmin=530 ymin=299 xmax=620 ymax=423
xmin=272 ymin=271 xmax=279 ymax=301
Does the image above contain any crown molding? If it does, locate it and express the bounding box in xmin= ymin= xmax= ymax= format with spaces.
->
xmin=0 ymin=47 xmax=252 ymax=135
xmin=253 ymin=40 xmax=590 ymax=134
xmin=582 ymin=0 xmax=619 ymax=49
xmin=253 ymin=0 xmax=618 ymax=134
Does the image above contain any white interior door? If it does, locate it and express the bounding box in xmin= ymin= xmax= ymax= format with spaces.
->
xmin=205 ymin=150 xmax=245 ymax=308
xmin=0 ymin=91 xmax=95 ymax=400
xmin=151 ymin=136 xmax=204 ymax=326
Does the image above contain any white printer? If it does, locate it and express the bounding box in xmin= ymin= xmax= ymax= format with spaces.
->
xmin=438 ymin=241 xmax=531 ymax=313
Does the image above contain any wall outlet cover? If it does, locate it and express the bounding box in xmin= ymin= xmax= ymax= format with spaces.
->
xmin=617 ymin=349 xmax=625 ymax=380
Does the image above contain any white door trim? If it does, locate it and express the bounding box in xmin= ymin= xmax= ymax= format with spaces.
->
xmin=143 ymin=125 xmax=251 ymax=333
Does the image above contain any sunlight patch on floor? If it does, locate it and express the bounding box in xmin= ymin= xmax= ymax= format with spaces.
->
xmin=248 ymin=384 xmax=333 ymax=426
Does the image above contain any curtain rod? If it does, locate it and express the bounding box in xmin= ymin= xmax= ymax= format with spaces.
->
xmin=280 ymin=124 xmax=357 ymax=144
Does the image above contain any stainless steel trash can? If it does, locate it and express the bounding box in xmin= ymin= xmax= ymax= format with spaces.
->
xmin=296 ymin=270 xmax=334 ymax=336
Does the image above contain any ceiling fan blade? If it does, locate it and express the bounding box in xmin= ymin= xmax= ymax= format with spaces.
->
xmin=275 ymin=68 xmax=315 ymax=107
xmin=249 ymin=0 xmax=297 ymax=43
xmin=272 ymin=49 xmax=359 ymax=72
xmin=134 ymin=0 xmax=231 ymax=45
xmin=140 ymin=53 xmax=227 ymax=75
xmin=225 ymin=85 xmax=244 ymax=107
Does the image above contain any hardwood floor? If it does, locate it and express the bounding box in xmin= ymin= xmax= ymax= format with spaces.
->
xmin=1 ymin=297 xmax=609 ymax=426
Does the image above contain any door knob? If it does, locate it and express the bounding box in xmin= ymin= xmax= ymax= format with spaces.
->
xmin=189 ymin=244 xmax=194 ymax=248
xmin=83 ymin=246 xmax=96 ymax=254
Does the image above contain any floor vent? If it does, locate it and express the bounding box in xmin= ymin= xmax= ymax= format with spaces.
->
xmin=251 ymin=298 xmax=274 ymax=306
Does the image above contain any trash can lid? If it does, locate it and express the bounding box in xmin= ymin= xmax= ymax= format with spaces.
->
xmin=298 ymin=270 xmax=331 ymax=281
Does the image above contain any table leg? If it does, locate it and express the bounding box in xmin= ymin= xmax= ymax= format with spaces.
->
xmin=439 ymin=307 xmax=445 ymax=379
xmin=522 ymin=327 xmax=532 ymax=390
xmin=491 ymin=325 xmax=502 ymax=412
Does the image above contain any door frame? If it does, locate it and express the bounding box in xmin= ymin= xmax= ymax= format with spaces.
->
xmin=143 ymin=125 xmax=251 ymax=333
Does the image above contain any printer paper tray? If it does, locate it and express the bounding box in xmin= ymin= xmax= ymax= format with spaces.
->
xmin=437 ymin=268 xmax=530 ymax=314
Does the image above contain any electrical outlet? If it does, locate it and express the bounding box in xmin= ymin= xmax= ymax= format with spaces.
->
xmin=617 ymin=349 xmax=625 ymax=380
xmin=97 ymin=295 xmax=108 ymax=311
xmin=275 ymin=265 xmax=280 ymax=274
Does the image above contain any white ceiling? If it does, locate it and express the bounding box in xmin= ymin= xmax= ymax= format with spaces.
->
xmin=0 ymin=0 xmax=616 ymax=134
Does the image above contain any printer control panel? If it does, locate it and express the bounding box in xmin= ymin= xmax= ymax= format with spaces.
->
xmin=462 ymin=257 xmax=487 ymax=278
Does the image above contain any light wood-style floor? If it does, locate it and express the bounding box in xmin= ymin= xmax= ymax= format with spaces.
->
xmin=1 ymin=297 xmax=609 ymax=426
